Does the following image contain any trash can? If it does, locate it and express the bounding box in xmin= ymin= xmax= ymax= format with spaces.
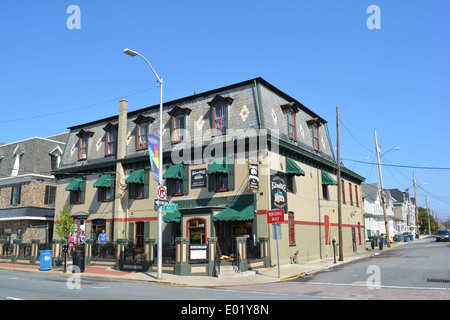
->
xmin=39 ymin=250 xmax=52 ymax=271
xmin=379 ymin=235 xmax=386 ymax=245
xmin=409 ymin=234 xmax=414 ymax=241
xmin=403 ymin=235 xmax=409 ymax=242
xmin=72 ymin=247 xmax=85 ymax=273
xmin=369 ymin=236 xmax=378 ymax=249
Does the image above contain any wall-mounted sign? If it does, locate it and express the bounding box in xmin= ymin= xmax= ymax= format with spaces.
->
xmin=191 ymin=168 xmax=207 ymax=188
xmin=248 ymin=163 xmax=259 ymax=191
xmin=270 ymin=170 xmax=287 ymax=212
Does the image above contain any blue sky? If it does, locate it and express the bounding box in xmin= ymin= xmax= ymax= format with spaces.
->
xmin=0 ymin=0 xmax=449 ymax=220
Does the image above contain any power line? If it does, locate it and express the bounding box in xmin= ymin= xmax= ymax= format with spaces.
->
xmin=342 ymin=158 xmax=450 ymax=170
xmin=0 ymin=82 xmax=159 ymax=124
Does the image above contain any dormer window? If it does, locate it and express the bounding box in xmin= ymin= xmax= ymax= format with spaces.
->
xmin=76 ymin=129 xmax=94 ymax=161
xmin=207 ymin=95 xmax=234 ymax=136
xmin=103 ymin=122 xmax=118 ymax=156
xmin=133 ymin=114 xmax=155 ymax=150
xmin=288 ymin=111 xmax=296 ymax=140
xmin=281 ymin=102 xmax=300 ymax=142
xmin=306 ymin=117 xmax=322 ymax=152
xmin=168 ymin=105 xmax=191 ymax=143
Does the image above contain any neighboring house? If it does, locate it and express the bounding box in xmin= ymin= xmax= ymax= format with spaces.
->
xmin=0 ymin=133 xmax=67 ymax=244
xmin=387 ymin=188 xmax=416 ymax=235
xmin=362 ymin=183 xmax=397 ymax=239
xmin=53 ymin=77 xmax=365 ymax=275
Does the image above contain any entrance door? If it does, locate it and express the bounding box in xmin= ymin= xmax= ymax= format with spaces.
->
xmin=92 ymin=219 xmax=106 ymax=241
xmin=352 ymin=227 xmax=357 ymax=252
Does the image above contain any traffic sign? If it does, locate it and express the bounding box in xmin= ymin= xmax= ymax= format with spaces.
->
xmin=162 ymin=203 xmax=178 ymax=213
xmin=154 ymin=199 xmax=169 ymax=207
xmin=267 ymin=209 xmax=285 ymax=224
xmin=157 ymin=186 xmax=167 ymax=200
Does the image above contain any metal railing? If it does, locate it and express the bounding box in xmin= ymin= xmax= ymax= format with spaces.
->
xmin=124 ymin=241 xmax=145 ymax=264
xmin=92 ymin=241 xmax=116 ymax=260
xmin=153 ymin=244 xmax=176 ymax=264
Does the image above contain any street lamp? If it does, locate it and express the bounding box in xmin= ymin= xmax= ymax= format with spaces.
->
xmin=124 ymin=48 xmax=164 ymax=280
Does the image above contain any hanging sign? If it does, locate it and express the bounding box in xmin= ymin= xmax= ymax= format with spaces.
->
xmin=248 ymin=163 xmax=259 ymax=190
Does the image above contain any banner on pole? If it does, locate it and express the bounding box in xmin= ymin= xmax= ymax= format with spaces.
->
xmin=148 ymin=134 xmax=160 ymax=183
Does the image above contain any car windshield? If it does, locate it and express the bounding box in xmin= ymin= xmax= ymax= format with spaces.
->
xmin=437 ymin=230 xmax=449 ymax=235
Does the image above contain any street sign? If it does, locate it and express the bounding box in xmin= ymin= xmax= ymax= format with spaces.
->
xmin=162 ymin=203 xmax=178 ymax=213
xmin=157 ymin=186 xmax=167 ymax=200
xmin=267 ymin=209 xmax=285 ymax=224
xmin=154 ymin=199 xmax=169 ymax=207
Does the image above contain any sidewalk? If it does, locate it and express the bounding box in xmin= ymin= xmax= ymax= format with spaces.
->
xmin=0 ymin=239 xmax=412 ymax=287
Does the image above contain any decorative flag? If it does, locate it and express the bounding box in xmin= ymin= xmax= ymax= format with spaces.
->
xmin=148 ymin=133 xmax=160 ymax=183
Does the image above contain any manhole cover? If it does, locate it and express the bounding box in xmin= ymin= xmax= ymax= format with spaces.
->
xmin=426 ymin=278 xmax=450 ymax=283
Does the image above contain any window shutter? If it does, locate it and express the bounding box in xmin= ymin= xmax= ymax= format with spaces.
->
xmin=144 ymin=221 xmax=150 ymax=238
xmin=129 ymin=184 xmax=135 ymax=199
xmin=166 ymin=179 xmax=172 ymax=197
xmin=97 ymin=188 xmax=102 ymax=202
xmin=208 ymin=174 xmax=215 ymax=192
xmin=228 ymin=159 xmax=235 ymax=191
xmin=70 ymin=190 xmax=74 ymax=204
xmin=183 ymin=164 xmax=189 ymax=196
xmin=110 ymin=174 xmax=115 ymax=200
xmin=80 ymin=178 xmax=86 ymax=204
xmin=144 ymin=170 xmax=150 ymax=198
xmin=128 ymin=222 xmax=135 ymax=242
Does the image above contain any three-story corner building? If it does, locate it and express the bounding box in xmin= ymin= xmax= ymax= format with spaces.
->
xmin=53 ymin=78 xmax=365 ymax=275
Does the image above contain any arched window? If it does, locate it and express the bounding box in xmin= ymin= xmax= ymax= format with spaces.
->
xmin=187 ymin=218 xmax=207 ymax=244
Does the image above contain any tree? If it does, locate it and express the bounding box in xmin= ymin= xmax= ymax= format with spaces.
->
xmin=55 ymin=203 xmax=76 ymax=242
xmin=418 ymin=206 xmax=438 ymax=234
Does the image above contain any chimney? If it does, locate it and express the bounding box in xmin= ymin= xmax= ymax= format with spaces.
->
xmin=117 ymin=99 xmax=128 ymax=159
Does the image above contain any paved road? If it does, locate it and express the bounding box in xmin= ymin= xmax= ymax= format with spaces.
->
xmin=1 ymin=236 xmax=448 ymax=301
xmin=213 ymin=236 xmax=450 ymax=300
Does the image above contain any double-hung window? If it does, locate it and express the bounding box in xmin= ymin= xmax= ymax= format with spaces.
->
xmin=172 ymin=115 xmax=185 ymax=143
xmin=106 ymin=129 xmax=116 ymax=155
xmin=213 ymin=104 xmax=227 ymax=135
xmin=313 ymin=125 xmax=320 ymax=151
xmin=288 ymin=111 xmax=296 ymax=140
xmin=79 ymin=136 xmax=88 ymax=160
xmin=137 ymin=124 xmax=148 ymax=150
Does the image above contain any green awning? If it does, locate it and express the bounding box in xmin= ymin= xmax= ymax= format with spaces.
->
xmin=207 ymin=157 xmax=228 ymax=174
xmin=163 ymin=210 xmax=181 ymax=223
xmin=65 ymin=178 xmax=84 ymax=191
xmin=213 ymin=204 xmax=255 ymax=222
xmin=125 ymin=169 xmax=145 ymax=184
xmin=93 ymin=174 xmax=113 ymax=188
xmin=163 ymin=163 xmax=183 ymax=179
xmin=286 ymin=158 xmax=305 ymax=176
xmin=321 ymin=171 xmax=338 ymax=185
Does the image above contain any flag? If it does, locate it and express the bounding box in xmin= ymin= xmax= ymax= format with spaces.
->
xmin=148 ymin=133 xmax=160 ymax=183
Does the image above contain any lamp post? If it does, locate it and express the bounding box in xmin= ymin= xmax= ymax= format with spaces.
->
xmin=123 ymin=48 xmax=163 ymax=280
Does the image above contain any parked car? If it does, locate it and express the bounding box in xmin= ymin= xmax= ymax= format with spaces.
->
xmin=436 ymin=230 xmax=450 ymax=242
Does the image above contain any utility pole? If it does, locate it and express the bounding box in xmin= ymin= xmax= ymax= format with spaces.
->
xmin=336 ymin=106 xmax=344 ymax=261
xmin=426 ymin=194 xmax=431 ymax=235
xmin=413 ymin=171 xmax=420 ymax=239
xmin=374 ymin=131 xmax=391 ymax=247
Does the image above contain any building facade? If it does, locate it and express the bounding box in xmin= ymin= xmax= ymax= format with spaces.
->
xmin=362 ymin=183 xmax=398 ymax=240
xmin=0 ymin=133 xmax=67 ymax=245
xmin=53 ymin=78 xmax=365 ymax=275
